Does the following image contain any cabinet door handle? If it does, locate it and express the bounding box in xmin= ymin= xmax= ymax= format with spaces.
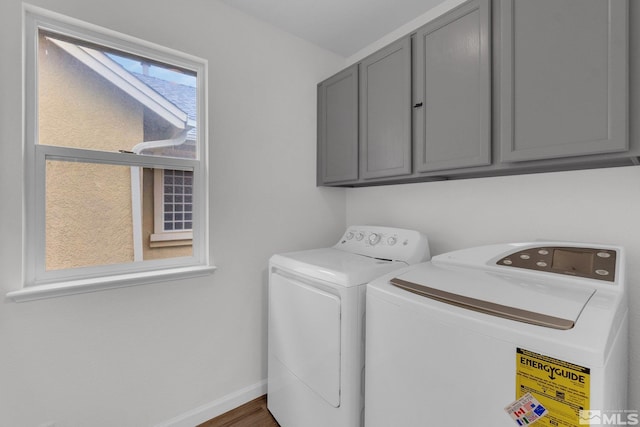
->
xmin=413 ymin=102 xmax=423 ymax=108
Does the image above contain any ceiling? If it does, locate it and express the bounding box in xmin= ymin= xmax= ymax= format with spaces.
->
xmin=220 ymin=0 xmax=448 ymax=57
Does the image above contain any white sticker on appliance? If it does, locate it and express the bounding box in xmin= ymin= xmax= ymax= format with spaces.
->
xmin=505 ymin=392 xmax=549 ymax=426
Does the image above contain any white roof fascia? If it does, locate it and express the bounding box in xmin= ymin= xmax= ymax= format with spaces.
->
xmin=48 ymin=38 xmax=188 ymax=130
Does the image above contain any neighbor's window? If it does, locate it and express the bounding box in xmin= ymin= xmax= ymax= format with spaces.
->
xmin=159 ymin=170 xmax=194 ymax=232
xmin=23 ymin=7 xmax=209 ymax=289
xmin=151 ymin=169 xmax=194 ymax=247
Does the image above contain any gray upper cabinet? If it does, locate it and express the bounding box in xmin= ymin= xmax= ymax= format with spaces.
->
xmin=317 ymin=0 xmax=634 ymax=187
xmin=317 ymin=65 xmax=359 ymax=184
xmin=360 ymin=38 xmax=412 ymax=180
xmin=414 ymin=0 xmax=491 ymax=173
xmin=500 ymin=0 xmax=628 ymax=163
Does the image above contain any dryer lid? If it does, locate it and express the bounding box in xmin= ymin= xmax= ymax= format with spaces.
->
xmin=271 ymin=248 xmax=407 ymax=287
xmin=391 ymin=263 xmax=595 ymax=329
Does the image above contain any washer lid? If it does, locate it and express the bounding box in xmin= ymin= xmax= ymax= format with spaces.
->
xmin=391 ymin=263 xmax=595 ymax=329
xmin=271 ymin=248 xmax=407 ymax=287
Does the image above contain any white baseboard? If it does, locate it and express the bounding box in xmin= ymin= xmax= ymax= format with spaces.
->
xmin=154 ymin=379 xmax=268 ymax=427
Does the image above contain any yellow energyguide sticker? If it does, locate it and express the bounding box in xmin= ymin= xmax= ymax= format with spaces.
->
xmin=516 ymin=348 xmax=590 ymax=427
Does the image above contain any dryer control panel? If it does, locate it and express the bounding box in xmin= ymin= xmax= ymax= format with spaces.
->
xmin=335 ymin=226 xmax=430 ymax=265
xmin=496 ymin=246 xmax=617 ymax=282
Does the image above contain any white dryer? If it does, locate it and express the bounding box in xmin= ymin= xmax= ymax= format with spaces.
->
xmin=365 ymin=242 xmax=628 ymax=427
xmin=267 ymin=226 xmax=430 ymax=427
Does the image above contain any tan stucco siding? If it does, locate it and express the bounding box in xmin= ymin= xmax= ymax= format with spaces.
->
xmin=39 ymin=34 xmax=143 ymax=270
xmin=45 ymin=161 xmax=135 ymax=269
xmin=38 ymin=34 xmax=144 ymax=151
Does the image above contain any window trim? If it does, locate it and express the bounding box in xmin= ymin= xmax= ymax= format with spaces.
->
xmin=7 ymin=265 xmax=217 ymax=302
xmin=18 ymin=4 xmax=212 ymax=301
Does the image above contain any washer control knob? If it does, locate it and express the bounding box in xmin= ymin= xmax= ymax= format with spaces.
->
xmin=368 ymin=233 xmax=381 ymax=245
xmin=345 ymin=232 xmax=354 ymax=240
xmin=355 ymin=232 xmax=364 ymax=241
xmin=387 ymin=236 xmax=397 ymax=246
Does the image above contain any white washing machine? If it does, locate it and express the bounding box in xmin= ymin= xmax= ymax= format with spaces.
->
xmin=267 ymin=226 xmax=430 ymax=427
xmin=365 ymin=242 xmax=628 ymax=427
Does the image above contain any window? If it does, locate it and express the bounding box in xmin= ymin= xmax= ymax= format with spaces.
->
xmin=16 ymin=5 xmax=212 ymax=300
xmin=151 ymin=169 xmax=194 ymax=246
xmin=160 ymin=170 xmax=194 ymax=232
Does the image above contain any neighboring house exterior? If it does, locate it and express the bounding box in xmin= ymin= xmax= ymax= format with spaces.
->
xmin=38 ymin=32 xmax=195 ymax=271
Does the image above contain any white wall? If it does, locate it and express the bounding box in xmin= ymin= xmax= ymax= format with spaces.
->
xmin=0 ymin=0 xmax=346 ymax=426
xmin=345 ymin=0 xmax=640 ymax=412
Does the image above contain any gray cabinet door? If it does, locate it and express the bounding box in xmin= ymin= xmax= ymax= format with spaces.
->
xmin=317 ymin=65 xmax=359 ymax=184
xmin=360 ymin=38 xmax=412 ymax=180
xmin=414 ymin=0 xmax=491 ymax=173
xmin=500 ymin=0 xmax=628 ymax=163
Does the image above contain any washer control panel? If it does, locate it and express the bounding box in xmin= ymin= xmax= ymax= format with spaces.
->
xmin=496 ymin=246 xmax=617 ymax=282
xmin=336 ymin=226 xmax=430 ymax=265
xmin=341 ymin=228 xmax=402 ymax=248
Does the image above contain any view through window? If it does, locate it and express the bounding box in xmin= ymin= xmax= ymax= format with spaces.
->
xmin=24 ymin=9 xmax=207 ymax=287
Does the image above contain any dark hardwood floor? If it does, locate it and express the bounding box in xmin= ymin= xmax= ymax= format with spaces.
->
xmin=197 ymin=395 xmax=279 ymax=427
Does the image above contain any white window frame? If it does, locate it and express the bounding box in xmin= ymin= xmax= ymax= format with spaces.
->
xmin=151 ymin=168 xmax=194 ymax=246
xmin=10 ymin=5 xmax=213 ymax=302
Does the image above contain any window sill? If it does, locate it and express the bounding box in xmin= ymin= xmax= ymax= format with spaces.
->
xmin=6 ymin=265 xmax=217 ymax=302
xmin=150 ymin=231 xmax=193 ymax=242
xmin=150 ymin=232 xmax=193 ymax=247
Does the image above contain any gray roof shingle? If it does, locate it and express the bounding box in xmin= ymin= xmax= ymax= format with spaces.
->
xmin=133 ymin=72 xmax=197 ymax=141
